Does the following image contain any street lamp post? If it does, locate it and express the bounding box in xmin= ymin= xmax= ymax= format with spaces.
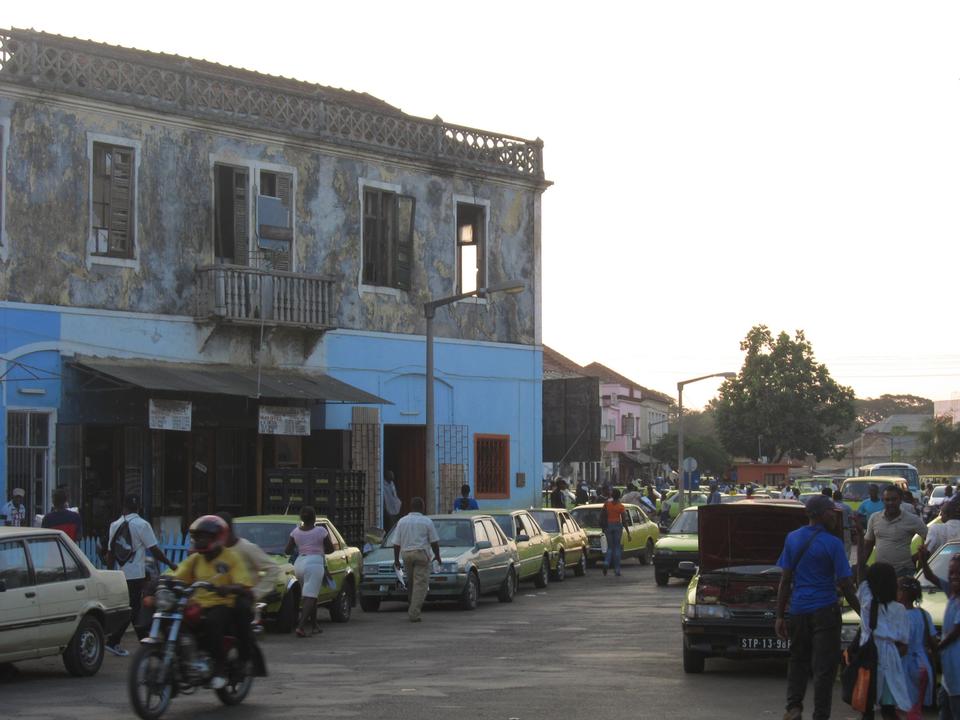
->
xmin=424 ymin=280 xmax=525 ymax=514
xmin=677 ymin=371 xmax=736 ymax=509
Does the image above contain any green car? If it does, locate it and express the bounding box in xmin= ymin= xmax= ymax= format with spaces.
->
xmin=570 ymin=503 xmax=661 ymax=566
xmin=660 ymin=491 xmax=708 ymax=521
xmin=232 ymin=514 xmax=363 ymax=630
xmin=486 ymin=510 xmax=552 ymax=588
xmin=529 ymin=508 xmax=589 ymax=580
xmin=359 ymin=514 xmax=521 ymax=611
xmin=654 ymin=507 xmax=699 ymax=586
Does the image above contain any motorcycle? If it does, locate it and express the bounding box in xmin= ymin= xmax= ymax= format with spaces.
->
xmin=127 ymin=578 xmax=268 ymax=720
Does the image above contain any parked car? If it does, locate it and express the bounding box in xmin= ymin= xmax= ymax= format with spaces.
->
xmin=0 ymin=527 xmax=129 ymax=676
xmin=529 ymin=508 xmax=589 ymax=580
xmin=485 ymin=510 xmax=552 ymax=588
xmin=653 ymin=507 xmax=699 ymax=586
xmin=923 ymin=484 xmax=951 ymax=522
xmin=840 ymin=476 xmax=908 ymax=512
xmin=359 ymin=514 xmax=520 ymax=611
xmin=680 ymin=500 xmax=842 ymax=673
xmin=232 ymin=514 xmax=362 ymax=629
xmin=660 ymin=491 xmax=708 ymax=522
xmin=570 ymin=503 xmax=660 ymax=566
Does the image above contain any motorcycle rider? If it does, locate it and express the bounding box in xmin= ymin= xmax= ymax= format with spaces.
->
xmin=169 ymin=515 xmax=253 ymax=689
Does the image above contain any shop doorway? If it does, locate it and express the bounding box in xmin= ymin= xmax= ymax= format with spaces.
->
xmin=6 ymin=411 xmax=51 ymax=525
xmin=383 ymin=425 xmax=425 ymax=515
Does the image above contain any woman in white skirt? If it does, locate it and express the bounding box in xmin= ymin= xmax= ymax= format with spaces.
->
xmin=284 ymin=506 xmax=333 ymax=637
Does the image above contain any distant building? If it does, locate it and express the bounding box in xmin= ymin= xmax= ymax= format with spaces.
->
xmin=935 ymin=395 xmax=960 ymax=424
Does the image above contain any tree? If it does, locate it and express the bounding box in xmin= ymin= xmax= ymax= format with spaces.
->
xmin=713 ymin=326 xmax=856 ymax=463
xmin=653 ymin=431 xmax=731 ymax=477
xmin=915 ymin=416 xmax=960 ymax=471
xmin=835 ymin=394 xmax=934 ymax=442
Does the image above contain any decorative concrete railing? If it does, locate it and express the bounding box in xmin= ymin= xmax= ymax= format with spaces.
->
xmin=0 ymin=29 xmax=543 ymax=180
xmin=195 ymin=265 xmax=335 ymax=330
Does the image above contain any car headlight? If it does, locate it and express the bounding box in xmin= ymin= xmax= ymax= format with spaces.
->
xmin=435 ymin=561 xmax=460 ymax=573
xmin=154 ymin=587 xmax=177 ymax=612
xmin=656 ymin=548 xmax=674 ymax=556
xmin=840 ymin=624 xmax=859 ymax=643
xmin=685 ymin=604 xmax=730 ymax=620
xmin=362 ymin=564 xmax=380 ymax=575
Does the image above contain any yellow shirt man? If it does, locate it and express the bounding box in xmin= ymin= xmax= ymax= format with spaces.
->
xmin=170 ymin=546 xmax=252 ymax=608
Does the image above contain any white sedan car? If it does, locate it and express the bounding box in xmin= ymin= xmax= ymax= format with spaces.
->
xmin=0 ymin=527 xmax=130 ymax=675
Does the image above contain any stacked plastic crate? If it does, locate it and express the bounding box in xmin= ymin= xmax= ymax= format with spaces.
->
xmin=263 ymin=469 xmax=366 ymax=548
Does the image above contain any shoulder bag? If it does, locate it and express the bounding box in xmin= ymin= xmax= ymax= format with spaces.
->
xmin=841 ymin=597 xmax=879 ymax=712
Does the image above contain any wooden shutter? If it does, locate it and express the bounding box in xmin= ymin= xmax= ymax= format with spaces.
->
xmin=232 ymin=168 xmax=249 ymax=267
xmin=274 ymin=172 xmax=292 ymax=269
xmin=108 ymin=147 xmax=133 ymax=257
xmin=362 ymin=189 xmax=379 ymax=285
xmin=395 ymin=195 xmax=415 ymax=291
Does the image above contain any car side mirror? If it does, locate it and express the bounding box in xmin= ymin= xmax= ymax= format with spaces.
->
xmin=516 ymin=534 xmax=530 ymax=543
xmin=474 ymin=540 xmax=492 ymax=551
xmin=678 ymin=561 xmax=698 ymax=574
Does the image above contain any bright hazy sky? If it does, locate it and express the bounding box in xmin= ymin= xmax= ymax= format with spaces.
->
xmin=6 ymin=1 xmax=960 ymax=409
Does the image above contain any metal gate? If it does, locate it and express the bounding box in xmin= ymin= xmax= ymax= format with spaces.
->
xmin=7 ymin=411 xmax=51 ymax=523
xmin=351 ymin=407 xmax=381 ymax=530
xmin=437 ymin=424 xmax=469 ymax=514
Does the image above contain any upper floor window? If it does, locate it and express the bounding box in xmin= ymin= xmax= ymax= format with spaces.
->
xmin=362 ymin=185 xmax=414 ymax=291
xmin=256 ymin=169 xmax=293 ymax=270
xmin=456 ymin=202 xmax=486 ymax=294
xmin=214 ymin=164 xmax=249 ymax=266
xmin=91 ymin=142 xmax=135 ymax=259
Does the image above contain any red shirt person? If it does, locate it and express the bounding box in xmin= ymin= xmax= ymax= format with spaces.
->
xmin=41 ymin=488 xmax=82 ymax=540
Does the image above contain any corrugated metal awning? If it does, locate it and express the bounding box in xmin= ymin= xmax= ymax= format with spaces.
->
xmin=72 ymin=356 xmax=390 ymax=404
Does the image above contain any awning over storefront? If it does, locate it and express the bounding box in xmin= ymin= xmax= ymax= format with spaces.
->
xmin=72 ymin=356 xmax=390 ymax=404
xmin=619 ymin=451 xmax=654 ymax=465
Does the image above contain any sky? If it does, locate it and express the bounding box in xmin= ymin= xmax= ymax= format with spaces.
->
xmin=5 ymin=1 xmax=960 ymax=409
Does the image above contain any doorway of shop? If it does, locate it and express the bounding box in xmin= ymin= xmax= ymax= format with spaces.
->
xmin=382 ymin=425 xmax=425 ymax=517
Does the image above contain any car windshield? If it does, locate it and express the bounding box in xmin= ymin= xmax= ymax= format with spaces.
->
xmin=529 ymin=511 xmax=559 ymax=533
xmin=921 ymin=543 xmax=960 ymax=588
xmin=669 ymin=510 xmax=698 ymax=534
xmin=492 ymin=515 xmax=515 ymax=539
xmin=932 ymin=486 xmax=947 ymax=499
xmin=381 ymin=519 xmax=475 ymax=548
xmin=842 ymin=482 xmax=893 ymax=502
xmin=571 ymin=507 xmax=602 ymax=528
xmin=233 ymin=521 xmax=295 ymax=555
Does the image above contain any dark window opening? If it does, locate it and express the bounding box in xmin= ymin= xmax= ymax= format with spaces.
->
xmin=214 ymin=164 xmax=249 ymax=265
xmin=92 ymin=142 xmax=135 ymax=259
xmin=362 ymin=187 xmax=414 ymax=290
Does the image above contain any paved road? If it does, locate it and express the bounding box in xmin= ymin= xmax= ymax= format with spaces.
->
xmin=0 ymin=562 xmax=927 ymax=719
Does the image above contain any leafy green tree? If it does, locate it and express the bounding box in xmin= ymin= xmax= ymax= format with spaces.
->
xmin=915 ymin=416 xmax=960 ymax=470
xmin=652 ymin=431 xmax=731 ymax=477
xmin=713 ymin=326 xmax=856 ymax=463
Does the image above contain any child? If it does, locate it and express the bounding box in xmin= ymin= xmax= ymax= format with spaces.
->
xmin=897 ymin=576 xmax=935 ymax=720
xmin=919 ymin=545 xmax=960 ymax=718
xmin=858 ymin=562 xmax=911 ymax=719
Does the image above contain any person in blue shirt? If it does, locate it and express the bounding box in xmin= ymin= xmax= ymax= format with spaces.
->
xmin=918 ymin=543 xmax=960 ymax=719
xmin=452 ymin=484 xmax=479 ymax=513
xmin=858 ymin=483 xmax=885 ymax=524
xmin=775 ymin=494 xmax=861 ymax=720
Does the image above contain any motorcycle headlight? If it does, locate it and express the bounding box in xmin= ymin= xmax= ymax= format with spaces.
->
xmin=155 ymin=587 xmax=177 ymax=612
xmin=685 ymin=604 xmax=730 ymax=620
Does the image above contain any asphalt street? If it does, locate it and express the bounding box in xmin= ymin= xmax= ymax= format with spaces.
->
xmin=0 ymin=562 xmax=935 ymax=720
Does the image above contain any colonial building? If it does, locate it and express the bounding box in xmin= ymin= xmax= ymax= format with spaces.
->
xmin=0 ymin=29 xmax=547 ymax=539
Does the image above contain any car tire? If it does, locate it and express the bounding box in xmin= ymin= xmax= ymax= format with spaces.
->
xmin=329 ymin=580 xmax=353 ymax=623
xmin=640 ymin=540 xmax=654 ymax=565
xmin=534 ymin=557 xmax=549 ymax=589
xmin=573 ymin=550 xmax=587 ymax=577
xmin=461 ymin=571 xmax=480 ymax=610
xmin=683 ymin=644 xmax=706 ymax=674
xmin=63 ymin=614 xmax=104 ymax=677
xmin=655 ymin=569 xmax=670 ymax=586
xmin=552 ymin=552 xmax=566 ymax=582
xmin=275 ymin=585 xmax=300 ymax=633
xmin=497 ymin=568 xmax=517 ymax=603
xmin=359 ymin=595 xmax=381 ymax=613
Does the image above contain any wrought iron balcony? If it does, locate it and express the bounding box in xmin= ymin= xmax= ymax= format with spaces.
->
xmin=195 ymin=265 xmax=335 ymax=331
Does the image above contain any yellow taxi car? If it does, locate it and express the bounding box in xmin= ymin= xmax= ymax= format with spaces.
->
xmin=570 ymin=503 xmax=660 ymax=566
xmin=529 ymin=508 xmax=589 ymax=580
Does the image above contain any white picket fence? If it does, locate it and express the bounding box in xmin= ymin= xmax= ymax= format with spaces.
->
xmin=77 ymin=531 xmax=190 ymax=570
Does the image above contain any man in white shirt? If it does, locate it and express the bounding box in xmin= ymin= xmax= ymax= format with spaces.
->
xmin=1 ymin=487 xmax=27 ymax=526
xmin=105 ymin=495 xmax=178 ymax=656
xmin=927 ymin=495 xmax=960 ymax=555
xmin=392 ymin=497 xmax=441 ymax=623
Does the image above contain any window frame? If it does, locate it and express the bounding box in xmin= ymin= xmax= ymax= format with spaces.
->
xmin=86 ymin=133 xmax=141 ymax=269
xmin=0 ymin=539 xmax=32 ymax=590
xmin=358 ymin=179 xmax=415 ymax=295
xmin=26 ymin=537 xmax=68 ymax=585
xmin=453 ymin=195 xmax=491 ymax=302
xmin=0 ymin=117 xmax=9 ymax=260
xmin=474 ymin=433 xmax=510 ymax=500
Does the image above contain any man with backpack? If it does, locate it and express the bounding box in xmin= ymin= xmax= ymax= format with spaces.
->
xmin=105 ymin=494 xmax=178 ymax=657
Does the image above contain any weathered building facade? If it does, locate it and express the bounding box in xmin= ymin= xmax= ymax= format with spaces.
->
xmin=0 ymin=29 xmax=547 ymax=538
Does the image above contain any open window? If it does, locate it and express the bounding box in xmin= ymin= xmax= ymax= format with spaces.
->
xmin=362 ymin=186 xmax=414 ymax=290
xmin=91 ymin=142 xmax=135 ymax=259
xmin=214 ymin=164 xmax=249 ymax=265
xmin=256 ymin=169 xmax=293 ymax=270
xmin=456 ymin=202 xmax=485 ymax=294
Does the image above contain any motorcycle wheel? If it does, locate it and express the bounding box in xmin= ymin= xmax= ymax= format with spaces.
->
xmin=216 ymin=667 xmax=254 ymax=706
xmin=128 ymin=645 xmax=173 ymax=720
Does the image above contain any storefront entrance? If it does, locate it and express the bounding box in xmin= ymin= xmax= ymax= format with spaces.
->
xmin=383 ymin=425 xmax=425 ymax=514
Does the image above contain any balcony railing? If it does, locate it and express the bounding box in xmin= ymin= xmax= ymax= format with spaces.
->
xmin=195 ymin=265 xmax=335 ymax=331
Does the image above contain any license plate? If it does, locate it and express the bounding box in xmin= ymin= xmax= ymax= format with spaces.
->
xmin=740 ymin=636 xmax=789 ymax=651
xmin=379 ymin=585 xmax=389 ymax=592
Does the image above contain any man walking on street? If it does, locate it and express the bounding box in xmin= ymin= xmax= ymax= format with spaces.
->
xmin=42 ymin=488 xmax=82 ymax=540
xmin=2 ymin=487 xmax=27 ymax=526
xmin=707 ymin=482 xmax=722 ymax=505
xmin=860 ymin=485 xmax=928 ymax=578
xmin=857 ymin=483 xmax=885 ymax=525
xmin=105 ymin=495 xmax=178 ymax=656
xmin=926 ymin=495 xmax=960 ymax=555
xmin=392 ymin=497 xmax=441 ymax=623
xmin=776 ymin=494 xmax=861 ymax=720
